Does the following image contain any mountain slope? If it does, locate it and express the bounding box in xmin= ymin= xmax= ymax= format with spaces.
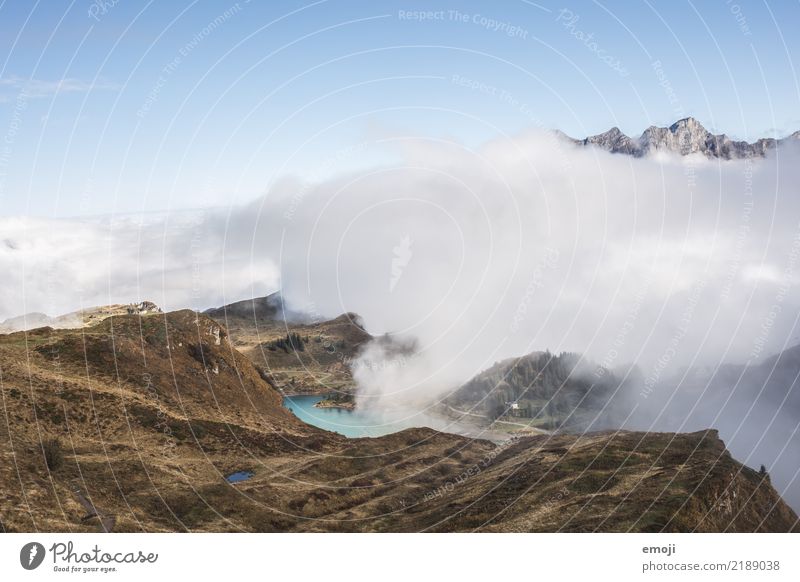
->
xmin=0 ymin=308 xmax=796 ymax=532
xmin=205 ymin=293 xmax=372 ymax=396
xmin=446 ymin=351 xmax=631 ymax=431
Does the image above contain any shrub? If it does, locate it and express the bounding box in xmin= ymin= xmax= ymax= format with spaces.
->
xmin=268 ymin=333 xmax=306 ymax=353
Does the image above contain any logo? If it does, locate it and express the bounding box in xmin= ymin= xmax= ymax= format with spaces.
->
xmin=20 ymin=542 xmax=46 ymax=570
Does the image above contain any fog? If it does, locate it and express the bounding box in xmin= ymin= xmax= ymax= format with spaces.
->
xmin=253 ymin=132 xmax=800 ymax=410
xmin=3 ymin=130 xmax=800 ymax=507
xmin=0 ymin=211 xmax=280 ymax=325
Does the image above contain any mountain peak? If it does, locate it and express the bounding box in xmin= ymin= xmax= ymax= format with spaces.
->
xmin=601 ymin=126 xmax=624 ymax=136
xmin=582 ymin=126 xmax=637 ymax=154
xmin=670 ymin=116 xmax=707 ymax=132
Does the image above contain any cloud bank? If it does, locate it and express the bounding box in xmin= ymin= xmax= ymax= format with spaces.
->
xmin=252 ymin=133 xmax=800 ymax=408
xmin=0 ymin=211 xmax=278 ymax=325
xmin=5 ymin=132 xmax=800 ymax=392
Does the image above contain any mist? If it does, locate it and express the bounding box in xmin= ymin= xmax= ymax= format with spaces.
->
xmin=247 ymin=132 xmax=800 ymax=405
xmin=3 ymin=130 xmax=800 ymax=506
xmin=6 ymin=130 xmax=800 ymax=397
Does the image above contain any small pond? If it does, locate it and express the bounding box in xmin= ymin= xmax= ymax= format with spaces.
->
xmin=226 ymin=471 xmax=254 ymax=483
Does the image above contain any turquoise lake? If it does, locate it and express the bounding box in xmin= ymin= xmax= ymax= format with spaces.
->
xmin=282 ymin=394 xmax=464 ymax=438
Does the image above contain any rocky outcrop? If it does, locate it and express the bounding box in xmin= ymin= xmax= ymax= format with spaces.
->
xmin=572 ymin=117 xmax=799 ymax=159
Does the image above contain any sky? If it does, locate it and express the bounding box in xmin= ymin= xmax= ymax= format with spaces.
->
xmin=1 ymin=0 xmax=799 ymax=217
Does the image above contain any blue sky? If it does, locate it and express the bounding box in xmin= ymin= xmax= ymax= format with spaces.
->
xmin=1 ymin=0 xmax=799 ymax=216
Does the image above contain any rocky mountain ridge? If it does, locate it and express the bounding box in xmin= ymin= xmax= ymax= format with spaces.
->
xmin=567 ymin=117 xmax=800 ymax=159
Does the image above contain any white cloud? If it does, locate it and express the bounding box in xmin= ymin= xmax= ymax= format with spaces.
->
xmin=0 ymin=212 xmax=278 ymax=323
xmin=3 ymin=132 xmax=800 ymax=408
xmin=0 ymin=76 xmax=119 ymax=101
xmin=242 ymin=133 xmax=800 ymax=407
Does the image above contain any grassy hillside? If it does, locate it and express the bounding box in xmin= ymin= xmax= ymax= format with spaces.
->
xmin=0 ymin=309 xmax=796 ymax=532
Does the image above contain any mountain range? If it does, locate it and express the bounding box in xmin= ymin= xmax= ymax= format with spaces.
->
xmin=563 ymin=117 xmax=800 ymax=159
